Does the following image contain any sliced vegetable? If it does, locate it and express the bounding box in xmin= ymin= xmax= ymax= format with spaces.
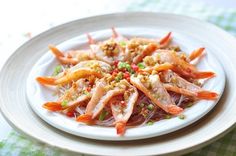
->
xmin=99 ymin=110 xmax=109 ymax=121
xmin=137 ymin=63 xmax=145 ymax=69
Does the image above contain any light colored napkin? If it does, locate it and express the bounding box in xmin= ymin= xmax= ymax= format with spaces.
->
xmin=1 ymin=0 xmax=236 ymax=155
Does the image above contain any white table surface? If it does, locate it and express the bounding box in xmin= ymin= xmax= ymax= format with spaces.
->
xmin=0 ymin=0 xmax=236 ymax=141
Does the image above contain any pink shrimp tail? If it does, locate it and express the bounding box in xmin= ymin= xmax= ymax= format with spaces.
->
xmin=159 ymin=32 xmax=172 ymax=46
xmin=76 ymin=114 xmax=93 ymax=124
xmin=167 ymin=104 xmax=183 ymax=115
xmin=86 ymin=33 xmax=95 ymax=44
xmin=57 ymin=57 xmax=78 ymax=65
xmin=197 ymin=91 xmax=218 ymax=100
xmin=48 ymin=44 xmax=65 ymax=58
xmin=43 ymin=102 xmax=63 ymax=111
xmin=116 ymin=122 xmax=126 ymax=136
xmin=193 ymin=71 xmax=215 ymax=79
xmin=111 ymin=27 xmax=119 ymax=38
xmin=36 ymin=77 xmax=56 ymax=85
xmin=189 ymin=47 xmax=205 ymax=61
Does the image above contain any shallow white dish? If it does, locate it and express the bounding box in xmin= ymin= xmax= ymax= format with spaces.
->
xmin=26 ymin=28 xmax=225 ymax=140
xmin=0 ymin=12 xmax=236 ymax=155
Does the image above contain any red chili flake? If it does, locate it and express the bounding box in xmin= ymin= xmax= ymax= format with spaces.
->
xmin=113 ymin=68 xmax=119 ymax=73
xmin=66 ymin=111 xmax=75 ymax=117
xmin=131 ymin=64 xmax=139 ymax=71
xmin=124 ymin=72 xmax=130 ymax=79
xmin=86 ymin=87 xmax=91 ymax=92
xmin=113 ymin=60 xmax=119 ymax=67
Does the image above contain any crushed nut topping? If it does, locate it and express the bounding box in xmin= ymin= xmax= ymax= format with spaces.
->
xmin=101 ymin=40 xmax=119 ymax=57
xmin=144 ymin=56 xmax=156 ymax=66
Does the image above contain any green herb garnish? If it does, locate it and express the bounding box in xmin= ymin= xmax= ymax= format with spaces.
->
xmin=178 ymin=114 xmax=186 ymax=120
xmin=137 ymin=62 xmax=145 ymax=69
xmin=61 ymin=100 xmax=68 ymax=107
xmin=147 ymin=121 xmax=154 ymax=126
xmin=99 ymin=110 xmax=108 ymax=121
xmin=53 ymin=65 xmax=62 ymax=76
xmin=147 ymin=104 xmax=154 ymax=111
xmin=118 ymin=62 xmax=132 ymax=72
xmin=118 ymin=62 xmax=127 ymax=69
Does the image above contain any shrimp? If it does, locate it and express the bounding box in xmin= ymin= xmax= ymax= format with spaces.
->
xmin=141 ymin=62 xmax=173 ymax=73
xmin=36 ymin=60 xmax=111 ymax=86
xmin=49 ymin=45 xmax=94 ymax=65
xmin=124 ymin=40 xmax=157 ymax=64
xmin=73 ymin=60 xmax=112 ymax=73
xmin=130 ymin=73 xmax=183 ymax=115
xmin=42 ymin=78 xmax=93 ymax=112
xmin=189 ymin=47 xmax=205 ymax=62
xmin=88 ymin=28 xmax=127 ymax=64
xmin=111 ymin=27 xmax=128 ymax=43
xmin=89 ymin=39 xmax=124 ymax=64
xmin=160 ymin=70 xmax=218 ymax=100
xmin=132 ymin=43 xmax=158 ymax=64
xmin=151 ymin=50 xmax=215 ymax=79
xmin=76 ymin=78 xmax=126 ymax=123
xmin=37 ymin=68 xmax=102 ymax=86
xmin=128 ymin=32 xmax=172 ymax=48
xmin=111 ymin=80 xmax=138 ymax=135
xmin=124 ymin=32 xmax=172 ymax=64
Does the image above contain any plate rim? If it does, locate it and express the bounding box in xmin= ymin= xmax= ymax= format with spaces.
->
xmin=0 ymin=12 xmax=236 ymax=155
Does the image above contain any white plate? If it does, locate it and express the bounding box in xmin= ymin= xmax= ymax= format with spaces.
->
xmin=26 ymin=28 xmax=225 ymax=140
xmin=0 ymin=12 xmax=236 ymax=155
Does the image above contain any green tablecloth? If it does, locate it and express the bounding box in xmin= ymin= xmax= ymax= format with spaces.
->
xmin=1 ymin=0 xmax=236 ymax=155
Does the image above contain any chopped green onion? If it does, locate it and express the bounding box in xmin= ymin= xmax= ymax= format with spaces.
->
xmin=147 ymin=104 xmax=154 ymax=111
xmin=165 ymin=115 xmax=172 ymax=119
xmin=53 ymin=65 xmax=62 ymax=76
xmin=118 ymin=62 xmax=132 ymax=72
xmin=61 ymin=100 xmax=68 ymax=107
xmin=147 ymin=121 xmax=154 ymax=126
xmin=99 ymin=110 xmax=108 ymax=121
xmin=119 ymin=41 xmax=126 ymax=46
xmin=118 ymin=62 xmax=126 ymax=69
xmin=125 ymin=64 xmax=131 ymax=72
xmin=137 ymin=63 xmax=145 ymax=69
xmin=178 ymin=114 xmax=186 ymax=120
